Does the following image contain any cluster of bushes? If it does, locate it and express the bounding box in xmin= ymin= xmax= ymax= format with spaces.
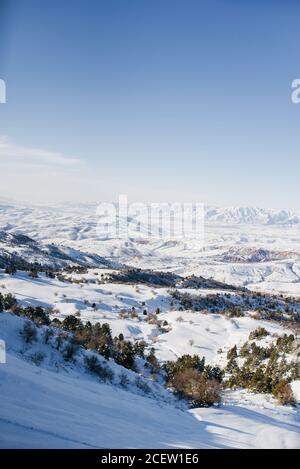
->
xmin=3 ymin=259 xmax=58 ymax=277
xmin=169 ymin=289 xmax=300 ymax=321
xmin=3 ymin=262 xmax=93 ymax=284
xmin=14 ymin=300 xmax=222 ymax=406
xmin=225 ymin=307 xmax=244 ymax=318
xmin=4 ymin=265 xmax=17 ymax=275
xmin=164 ymin=355 xmax=223 ymax=407
xmin=63 ymin=265 xmax=88 ymax=274
xmin=60 ymin=316 xmax=149 ymax=371
xmin=180 ymin=275 xmax=240 ymax=291
xmin=0 ymin=292 xmax=18 ymax=311
xmin=117 ymin=306 xmax=171 ymax=334
xmin=7 ymin=289 xmax=298 ymax=408
xmin=108 ymin=268 xmax=179 ymax=287
xmin=1 ymin=292 xmax=151 ymax=372
xmin=249 ymin=327 xmax=269 ymax=340
xmin=18 ymin=302 xmax=297 ymax=407
xmin=84 ymin=355 xmax=114 ymax=381
xmin=276 ymin=334 xmax=295 ymax=353
xmin=20 ymin=318 xmax=115 ymax=379
xmin=224 ymin=332 xmax=299 ymax=405
xmin=6 ymin=295 xmax=226 ymax=407
xmin=0 ymin=293 xmax=52 ymax=327
xmin=19 ymin=315 xmax=160 ymax=398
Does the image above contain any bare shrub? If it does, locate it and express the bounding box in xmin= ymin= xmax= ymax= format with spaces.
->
xmin=31 ymin=351 xmax=46 ymax=366
xmin=119 ymin=310 xmax=129 ymax=319
xmin=135 ymin=377 xmax=151 ymax=394
xmin=170 ymin=368 xmax=221 ymax=407
xmin=249 ymin=327 xmax=269 ymax=340
xmin=62 ymin=341 xmax=78 ymax=361
xmin=273 ymin=380 xmax=295 ymax=406
xmin=119 ymin=372 xmax=130 ymax=388
xmin=84 ymin=355 xmax=114 ymax=382
xmin=130 ymin=308 xmax=138 ymax=319
xmin=42 ymin=329 xmax=54 ymax=344
xmin=147 ymin=314 xmax=159 ymax=325
xmin=55 ymin=332 xmax=66 ymax=350
xmin=21 ymin=321 xmax=37 ymax=344
xmin=252 ymin=312 xmax=262 ymax=320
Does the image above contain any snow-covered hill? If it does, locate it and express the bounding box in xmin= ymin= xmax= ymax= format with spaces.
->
xmin=1 ymin=311 xmax=300 ymax=449
xmin=1 ymin=200 xmax=299 ymax=230
xmin=0 ymin=201 xmax=300 ymax=449
xmin=2 ymin=200 xmax=300 ymax=295
xmin=0 ymin=230 xmax=118 ymax=270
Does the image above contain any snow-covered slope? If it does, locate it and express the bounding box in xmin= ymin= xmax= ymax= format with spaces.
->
xmin=1 ymin=312 xmax=299 ymax=449
xmin=0 ymin=200 xmax=300 ymax=449
xmin=0 ymin=230 xmax=118 ymax=270
xmin=0 ymin=269 xmax=298 ymax=364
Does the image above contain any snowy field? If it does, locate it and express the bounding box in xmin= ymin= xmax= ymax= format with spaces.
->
xmin=1 ymin=201 xmax=300 ymax=295
xmin=1 ymin=312 xmax=299 ymax=449
xmin=0 ymin=270 xmax=294 ymax=364
xmin=0 ymin=200 xmax=300 ymax=448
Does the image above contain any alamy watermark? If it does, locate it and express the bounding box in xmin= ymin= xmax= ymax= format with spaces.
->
xmin=0 ymin=339 xmax=6 ymax=363
xmin=0 ymin=82 xmax=7 ymax=357
xmin=291 ymin=79 xmax=300 ymax=103
xmin=0 ymin=78 xmax=6 ymax=104
xmin=96 ymin=195 xmax=204 ymax=244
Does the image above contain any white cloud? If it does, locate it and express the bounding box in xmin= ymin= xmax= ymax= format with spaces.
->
xmin=0 ymin=136 xmax=83 ymax=169
xmin=0 ymin=136 xmax=177 ymax=205
xmin=0 ymin=137 xmax=103 ymax=203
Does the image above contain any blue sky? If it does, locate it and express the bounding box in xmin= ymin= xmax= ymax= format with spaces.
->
xmin=0 ymin=0 xmax=300 ymax=208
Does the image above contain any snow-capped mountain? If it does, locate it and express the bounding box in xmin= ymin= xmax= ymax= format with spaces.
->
xmin=205 ymin=206 xmax=300 ymax=225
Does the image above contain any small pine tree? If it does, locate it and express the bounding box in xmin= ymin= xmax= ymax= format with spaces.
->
xmin=147 ymin=347 xmax=159 ymax=373
xmin=29 ymin=269 xmax=39 ymax=279
xmin=227 ymin=345 xmax=237 ymax=360
xmin=62 ymin=315 xmax=81 ymax=331
xmin=5 ymin=264 xmax=17 ymax=275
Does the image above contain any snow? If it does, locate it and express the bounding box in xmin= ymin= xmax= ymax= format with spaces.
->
xmin=291 ymin=381 xmax=300 ymax=403
xmin=0 ymin=271 xmax=292 ymax=365
xmin=192 ymin=391 xmax=300 ymax=449
xmin=1 ymin=201 xmax=300 ymax=295
xmin=0 ymin=200 xmax=300 ymax=448
xmin=0 ymin=312 xmax=299 ymax=449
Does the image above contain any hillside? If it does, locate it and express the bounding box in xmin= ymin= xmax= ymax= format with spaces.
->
xmin=0 ymin=205 xmax=299 ymax=449
xmin=1 ymin=312 xmax=300 ymax=449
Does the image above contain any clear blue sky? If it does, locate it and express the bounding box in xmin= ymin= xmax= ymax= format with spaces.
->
xmin=0 ymin=0 xmax=300 ymax=208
